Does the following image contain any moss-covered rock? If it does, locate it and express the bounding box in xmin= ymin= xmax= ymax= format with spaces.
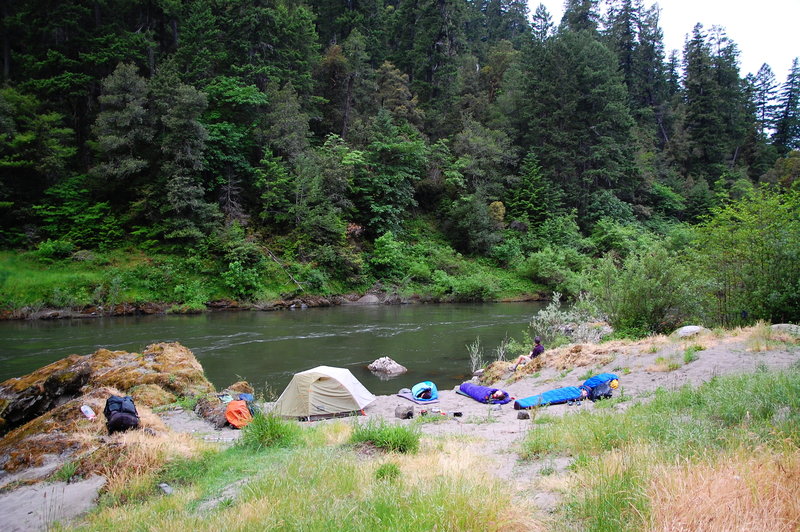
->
xmin=0 ymin=342 xmax=214 ymax=436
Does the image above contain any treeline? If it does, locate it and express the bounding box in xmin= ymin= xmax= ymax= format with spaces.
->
xmin=1 ymin=0 xmax=799 ymax=331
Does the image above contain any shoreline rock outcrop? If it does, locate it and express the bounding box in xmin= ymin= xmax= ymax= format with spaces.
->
xmin=0 ymin=342 xmax=214 ymax=436
xmin=367 ymin=357 xmax=407 ymax=378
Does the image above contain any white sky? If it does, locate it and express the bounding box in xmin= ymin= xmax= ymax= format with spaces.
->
xmin=531 ymin=0 xmax=800 ymax=78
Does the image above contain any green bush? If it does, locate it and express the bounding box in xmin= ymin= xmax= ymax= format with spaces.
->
xmin=222 ymin=260 xmax=264 ymax=301
xmin=369 ymin=231 xmax=410 ymax=282
xmin=238 ymin=413 xmax=303 ymax=451
xmin=350 ymin=419 xmax=420 ymax=453
xmin=35 ymin=239 xmax=76 ymax=262
xmin=518 ymin=245 xmax=589 ymax=297
xmin=406 ymin=261 xmax=432 ymax=282
xmin=588 ymin=243 xmax=698 ymax=335
xmin=589 ymin=218 xmax=651 ymax=257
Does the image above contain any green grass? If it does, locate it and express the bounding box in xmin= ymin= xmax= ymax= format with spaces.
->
xmin=520 ymin=365 xmax=800 ymax=532
xmin=52 ymin=461 xmax=79 ymax=483
xmin=80 ymin=422 xmax=525 ymax=531
xmin=464 ymin=408 xmax=501 ymax=424
xmin=374 ymin=462 xmax=401 ymax=481
xmin=522 ymin=365 xmax=800 ymax=460
xmin=350 ymin=419 xmax=421 ymax=453
xmin=412 ymin=412 xmax=449 ymax=424
xmin=683 ymin=344 xmax=703 ymax=363
xmin=237 ymin=413 xmax=304 ymax=451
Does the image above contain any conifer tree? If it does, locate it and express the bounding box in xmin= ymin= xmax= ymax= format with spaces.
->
xmin=752 ymin=63 xmax=779 ymax=135
xmin=90 ymin=63 xmax=154 ymax=199
xmin=774 ymin=58 xmax=800 ymax=154
xmin=152 ymin=70 xmax=220 ymax=246
xmin=531 ymin=3 xmax=554 ymax=43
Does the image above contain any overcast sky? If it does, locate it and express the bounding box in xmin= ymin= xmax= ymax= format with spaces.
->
xmin=532 ymin=0 xmax=800 ymax=79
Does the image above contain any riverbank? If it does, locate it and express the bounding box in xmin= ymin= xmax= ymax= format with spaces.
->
xmin=0 ymin=249 xmax=546 ymax=321
xmin=0 ymin=291 xmax=548 ymax=321
xmin=1 ymin=324 xmax=798 ymax=530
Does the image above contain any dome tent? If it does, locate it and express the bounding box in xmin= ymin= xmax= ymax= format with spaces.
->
xmin=272 ymin=366 xmax=376 ymax=419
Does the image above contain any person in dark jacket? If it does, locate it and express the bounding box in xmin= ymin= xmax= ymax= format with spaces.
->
xmin=512 ymin=336 xmax=544 ymax=371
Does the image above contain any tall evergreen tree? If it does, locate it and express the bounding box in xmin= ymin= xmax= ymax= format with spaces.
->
xmin=531 ymin=3 xmax=554 ymax=43
xmin=90 ymin=63 xmax=154 ymax=200
xmin=518 ymin=31 xmax=637 ymax=213
xmin=152 ymin=73 xmax=220 ymax=246
xmin=752 ymin=63 xmax=779 ymax=135
xmin=560 ymin=0 xmax=600 ymax=33
xmin=681 ymin=25 xmax=750 ymax=180
xmin=774 ymin=58 xmax=800 ymax=154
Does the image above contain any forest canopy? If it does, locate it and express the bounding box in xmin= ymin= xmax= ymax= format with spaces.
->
xmin=1 ymin=0 xmax=799 ymax=332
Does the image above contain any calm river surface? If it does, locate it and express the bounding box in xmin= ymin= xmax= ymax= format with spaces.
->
xmin=0 ymin=302 xmax=545 ymax=395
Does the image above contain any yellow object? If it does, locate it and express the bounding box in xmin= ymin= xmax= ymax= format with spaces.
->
xmin=610 ymin=379 xmax=619 ymax=389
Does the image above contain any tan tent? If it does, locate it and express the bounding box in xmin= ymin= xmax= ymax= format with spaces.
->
xmin=272 ymin=366 xmax=376 ymax=418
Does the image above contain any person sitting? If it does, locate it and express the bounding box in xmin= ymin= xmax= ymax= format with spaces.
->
xmin=512 ymin=336 xmax=544 ymax=371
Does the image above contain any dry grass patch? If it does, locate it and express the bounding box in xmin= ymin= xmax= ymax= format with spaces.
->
xmin=646 ymin=355 xmax=682 ymax=372
xmin=648 ymin=448 xmax=800 ymax=531
xmin=746 ymin=322 xmax=800 ymax=352
xmin=550 ymin=344 xmax=616 ymax=370
xmin=86 ymin=429 xmax=208 ymax=502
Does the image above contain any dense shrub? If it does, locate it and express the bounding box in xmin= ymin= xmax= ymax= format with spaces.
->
xmin=369 ymin=231 xmax=410 ymax=282
xmin=588 ymin=243 xmax=698 ymax=335
xmin=430 ymin=270 xmax=498 ymax=301
xmin=691 ymin=187 xmax=800 ymax=326
xmin=589 ymin=218 xmax=652 ymax=257
xmin=518 ymin=245 xmax=590 ymax=297
xmin=222 ymin=260 xmax=264 ymax=301
xmin=35 ymin=239 xmax=75 ymax=262
xmin=529 ymin=293 xmax=607 ymax=346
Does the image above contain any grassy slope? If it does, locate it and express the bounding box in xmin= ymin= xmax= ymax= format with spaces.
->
xmin=0 ymin=228 xmax=542 ymax=312
xmin=67 ymin=360 xmax=800 ymax=532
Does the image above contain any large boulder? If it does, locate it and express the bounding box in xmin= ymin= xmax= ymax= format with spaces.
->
xmin=771 ymin=323 xmax=800 ymax=337
xmin=0 ymin=342 xmax=214 ymax=435
xmin=672 ymin=325 xmax=709 ymax=338
xmin=367 ymin=357 xmax=407 ymax=377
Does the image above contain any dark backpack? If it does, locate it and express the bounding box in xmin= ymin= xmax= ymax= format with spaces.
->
xmin=103 ymin=395 xmax=140 ymax=434
xmin=587 ymin=382 xmax=613 ymax=401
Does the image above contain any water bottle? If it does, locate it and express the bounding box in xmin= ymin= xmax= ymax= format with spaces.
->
xmin=80 ymin=405 xmax=96 ymax=419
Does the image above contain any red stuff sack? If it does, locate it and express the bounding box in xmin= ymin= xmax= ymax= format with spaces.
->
xmin=225 ymin=400 xmax=253 ymax=428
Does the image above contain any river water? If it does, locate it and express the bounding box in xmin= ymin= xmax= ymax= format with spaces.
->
xmin=0 ymin=302 xmax=544 ymax=395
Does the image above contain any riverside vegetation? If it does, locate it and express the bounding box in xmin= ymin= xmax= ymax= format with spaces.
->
xmin=1 ymin=1 xmax=799 ymax=334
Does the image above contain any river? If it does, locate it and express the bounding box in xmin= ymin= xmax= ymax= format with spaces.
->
xmin=0 ymin=302 xmax=544 ymax=395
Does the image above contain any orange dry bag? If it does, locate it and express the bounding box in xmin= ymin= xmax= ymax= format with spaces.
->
xmin=225 ymin=400 xmax=253 ymax=428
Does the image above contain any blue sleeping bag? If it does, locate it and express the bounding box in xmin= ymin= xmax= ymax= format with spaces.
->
xmin=583 ymin=373 xmax=618 ymax=389
xmin=514 ymin=373 xmax=620 ymax=409
xmin=514 ymin=386 xmax=585 ymax=409
xmin=411 ymin=381 xmax=439 ymax=402
xmin=458 ymin=382 xmax=513 ymax=405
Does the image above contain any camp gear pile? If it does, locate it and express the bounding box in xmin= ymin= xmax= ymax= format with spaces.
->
xmin=103 ymin=395 xmax=140 ymax=434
